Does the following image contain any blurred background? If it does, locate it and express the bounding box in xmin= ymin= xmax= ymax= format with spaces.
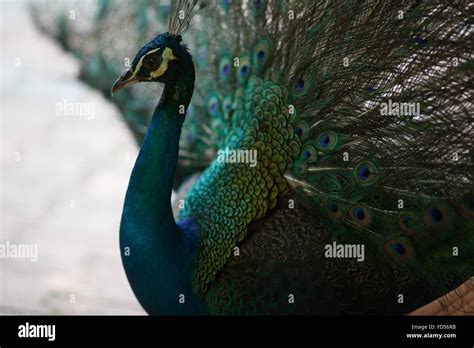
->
xmin=0 ymin=0 xmax=145 ymax=314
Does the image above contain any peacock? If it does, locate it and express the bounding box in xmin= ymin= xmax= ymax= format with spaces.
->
xmin=35 ymin=0 xmax=473 ymax=315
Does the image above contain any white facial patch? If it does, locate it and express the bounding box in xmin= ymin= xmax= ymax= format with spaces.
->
xmin=150 ymin=47 xmax=177 ymax=78
xmin=129 ymin=47 xmax=177 ymax=81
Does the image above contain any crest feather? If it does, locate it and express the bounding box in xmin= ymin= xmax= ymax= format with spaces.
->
xmin=168 ymin=0 xmax=206 ymax=36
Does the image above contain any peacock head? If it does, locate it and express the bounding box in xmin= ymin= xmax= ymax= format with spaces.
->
xmin=111 ymin=32 xmax=192 ymax=95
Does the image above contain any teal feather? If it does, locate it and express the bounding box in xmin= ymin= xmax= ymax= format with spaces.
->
xmin=217 ymin=53 xmax=232 ymax=83
xmin=236 ymin=53 xmax=252 ymax=84
xmin=252 ymin=37 xmax=272 ymax=73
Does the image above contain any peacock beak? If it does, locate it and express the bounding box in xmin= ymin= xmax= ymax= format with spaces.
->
xmin=111 ymin=69 xmax=138 ymax=96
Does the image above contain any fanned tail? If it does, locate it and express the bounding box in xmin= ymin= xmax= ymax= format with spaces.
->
xmin=188 ymin=0 xmax=474 ymax=294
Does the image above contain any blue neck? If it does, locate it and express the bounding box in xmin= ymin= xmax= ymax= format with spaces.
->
xmin=120 ymin=81 xmax=206 ymax=314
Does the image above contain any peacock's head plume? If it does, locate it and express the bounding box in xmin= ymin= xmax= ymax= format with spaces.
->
xmin=112 ymin=0 xmax=206 ymax=96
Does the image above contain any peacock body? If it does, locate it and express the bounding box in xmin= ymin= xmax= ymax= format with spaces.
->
xmin=35 ymin=0 xmax=474 ymax=315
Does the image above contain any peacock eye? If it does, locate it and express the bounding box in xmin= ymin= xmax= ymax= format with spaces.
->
xmin=145 ymin=58 xmax=156 ymax=69
xmin=144 ymin=55 xmax=162 ymax=70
